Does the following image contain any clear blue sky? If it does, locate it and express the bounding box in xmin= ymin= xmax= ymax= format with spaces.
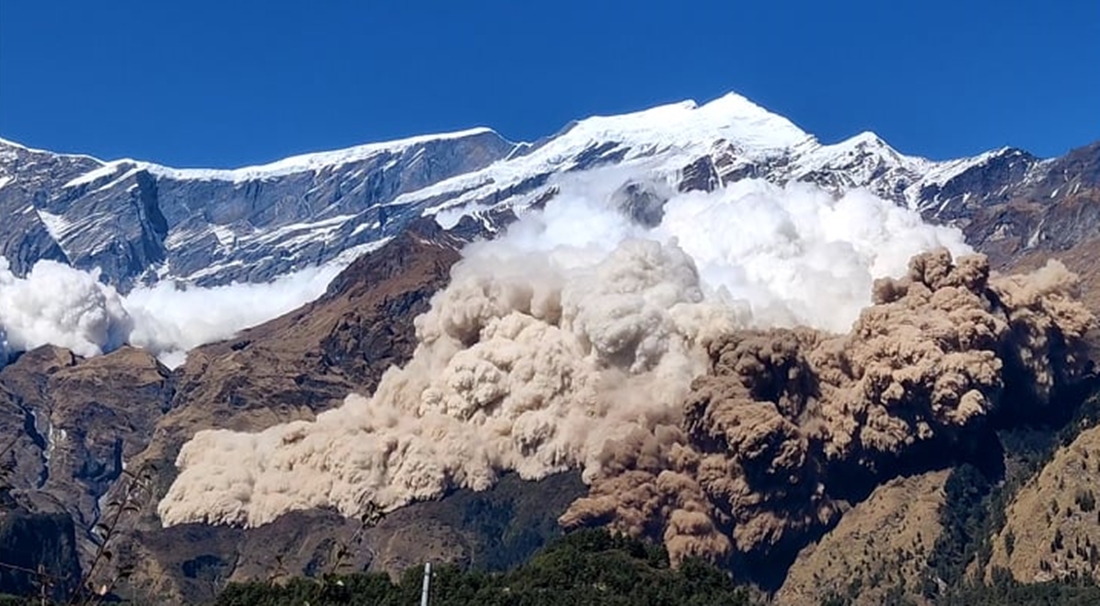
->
xmin=1 ymin=0 xmax=1096 ymax=167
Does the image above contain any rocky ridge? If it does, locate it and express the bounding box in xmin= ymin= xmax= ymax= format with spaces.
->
xmin=0 ymin=93 xmax=1077 ymax=290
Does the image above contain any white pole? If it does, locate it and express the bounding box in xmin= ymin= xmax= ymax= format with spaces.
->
xmin=420 ymin=562 xmax=431 ymax=606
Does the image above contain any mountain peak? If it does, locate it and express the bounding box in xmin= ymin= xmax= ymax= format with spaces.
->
xmin=845 ymin=130 xmax=888 ymax=146
xmin=557 ymin=92 xmax=811 ymax=155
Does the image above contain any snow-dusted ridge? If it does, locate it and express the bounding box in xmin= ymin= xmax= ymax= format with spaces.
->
xmin=395 ymin=93 xmax=819 ymax=214
xmin=25 ymin=126 xmax=508 ymax=188
xmin=3 ymin=93 xmax=1018 ymax=198
xmin=0 ymin=91 xmax=1047 ymax=291
xmin=541 ymin=94 xmax=814 ymax=154
xmin=12 ymin=93 xmax=811 ymax=186
xmin=0 ymin=135 xmax=103 ymax=160
xmin=918 ymin=147 xmax=1016 ymax=188
xmin=141 ymin=126 xmax=507 ymax=183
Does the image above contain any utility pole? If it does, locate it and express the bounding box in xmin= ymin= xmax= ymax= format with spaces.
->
xmin=420 ymin=562 xmax=432 ymax=606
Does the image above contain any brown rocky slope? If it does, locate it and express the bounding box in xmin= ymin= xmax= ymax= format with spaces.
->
xmin=1 ymin=217 xmax=588 ymax=604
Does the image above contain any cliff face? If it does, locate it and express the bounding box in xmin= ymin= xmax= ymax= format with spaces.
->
xmin=0 ymin=131 xmax=514 ymax=289
xmin=0 ymin=346 xmax=173 ymax=533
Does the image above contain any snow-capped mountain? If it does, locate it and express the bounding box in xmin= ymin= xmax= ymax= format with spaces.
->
xmin=0 ymin=93 xmax=1057 ymax=288
xmin=0 ymin=128 xmax=513 ymax=288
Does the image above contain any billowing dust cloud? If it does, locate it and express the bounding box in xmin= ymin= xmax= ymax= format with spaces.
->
xmin=158 ymin=176 xmax=982 ymax=528
xmin=160 ymin=238 xmax=728 ymax=525
xmin=561 ymin=249 xmax=1093 ymax=564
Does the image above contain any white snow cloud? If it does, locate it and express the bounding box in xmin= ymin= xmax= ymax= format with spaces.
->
xmin=123 ymin=264 xmax=341 ymax=361
xmin=0 ymin=258 xmax=132 ymax=361
xmin=0 ymin=256 xmax=341 ymax=369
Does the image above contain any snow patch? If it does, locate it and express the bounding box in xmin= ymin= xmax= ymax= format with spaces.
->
xmin=351 ymin=221 xmax=382 ymax=237
xmin=400 ymin=94 xmax=815 ymax=218
xmin=210 ymin=225 xmax=237 ymax=249
xmin=1026 ymin=219 xmax=1045 ymax=249
xmin=252 ymin=214 xmax=357 ymax=247
xmin=331 ymin=237 xmax=393 ymax=265
xmin=63 ymin=162 xmax=125 ymax=188
xmin=36 ymin=209 xmax=75 ymax=242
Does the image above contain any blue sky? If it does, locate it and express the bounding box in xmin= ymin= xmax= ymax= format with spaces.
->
xmin=1 ymin=0 xmax=1096 ymax=167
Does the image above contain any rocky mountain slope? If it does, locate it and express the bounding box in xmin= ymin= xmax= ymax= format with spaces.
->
xmin=0 ymin=129 xmax=511 ymax=289
xmin=986 ymin=415 xmax=1100 ymax=584
xmin=2 ymin=217 xmax=585 ymax=603
xmin=962 ymin=141 xmax=1100 ymax=306
xmin=777 ymin=470 xmax=951 ymax=606
xmin=0 ymin=93 xmax=1066 ymax=290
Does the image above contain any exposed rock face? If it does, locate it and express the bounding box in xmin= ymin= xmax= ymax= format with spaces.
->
xmin=0 ymin=346 xmax=172 ymax=531
xmin=612 ymin=180 xmax=672 ymax=227
xmin=0 ymin=130 xmax=513 ymax=288
xmin=917 ymin=148 xmax=1040 ymax=223
xmin=0 ymin=379 xmax=48 ymax=492
xmin=958 ymin=142 xmax=1100 ymax=312
xmin=960 ymin=143 xmax=1100 ymax=253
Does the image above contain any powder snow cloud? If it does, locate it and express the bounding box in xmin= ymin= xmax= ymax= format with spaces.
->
xmin=0 ymin=256 xmax=341 ymax=368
